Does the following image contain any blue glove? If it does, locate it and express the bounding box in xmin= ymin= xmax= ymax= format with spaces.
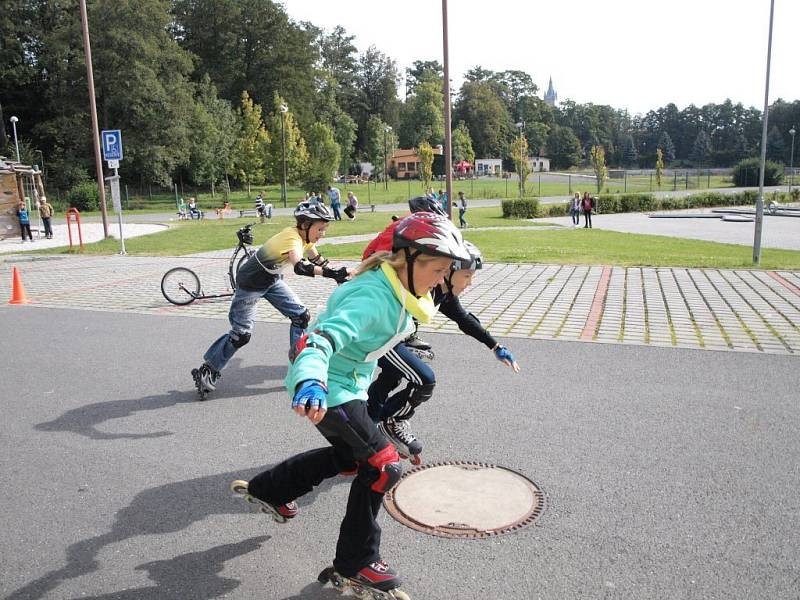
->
xmin=292 ymin=380 xmax=328 ymax=412
xmin=494 ymin=345 xmax=515 ymax=364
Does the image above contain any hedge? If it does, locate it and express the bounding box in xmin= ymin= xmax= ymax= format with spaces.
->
xmin=534 ymin=190 xmax=794 ymax=218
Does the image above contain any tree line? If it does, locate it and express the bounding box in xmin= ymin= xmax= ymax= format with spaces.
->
xmin=1 ymin=0 xmax=798 ymax=197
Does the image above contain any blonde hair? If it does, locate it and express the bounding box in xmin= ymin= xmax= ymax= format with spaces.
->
xmin=355 ymin=250 xmax=445 ymax=278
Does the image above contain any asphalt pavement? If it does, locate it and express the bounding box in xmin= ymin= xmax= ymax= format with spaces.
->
xmin=2 ymin=307 xmax=798 ymax=599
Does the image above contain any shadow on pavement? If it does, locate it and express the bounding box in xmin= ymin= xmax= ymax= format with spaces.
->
xmin=6 ymin=466 xmax=347 ymax=600
xmin=66 ymin=537 xmax=270 ymax=600
xmin=34 ymin=361 xmax=288 ymax=440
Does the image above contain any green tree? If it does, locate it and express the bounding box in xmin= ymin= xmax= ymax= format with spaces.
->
xmin=452 ymin=121 xmax=476 ymax=164
xmin=621 ymin=134 xmax=638 ymax=167
xmin=405 ymin=60 xmax=443 ymax=96
xmin=655 ymin=148 xmax=664 ymax=188
xmin=303 ymin=123 xmax=340 ymax=191
xmin=186 ymin=76 xmax=239 ymax=194
xmin=766 ymin=126 xmax=786 ymax=161
xmin=657 ymin=131 xmax=676 ymax=164
xmin=398 ymin=80 xmax=444 ymax=148
xmin=353 ymin=46 xmax=401 ymax=152
xmin=689 ymin=130 xmax=711 ymax=166
xmin=315 ymin=74 xmax=357 ymax=175
xmin=173 ymin=0 xmax=319 ymax=127
xmin=418 ymin=141 xmax=434 ymax=190
xmin=590 ymin=145 xmax=608 ymax=193
xmin=364 ymin=116 xmax=397 ymax=180
xmin=546 ymin=125 xmax=582 ymax=169
xmin=265 ymin=94 xmax=308 ymax=186
xmin=233 ymin=91 xmax=269 ymax=195
xmin=454 ymin=80 xmax=512 ymax=158
xmin=510 ymin=134 xmax=530 ymax=197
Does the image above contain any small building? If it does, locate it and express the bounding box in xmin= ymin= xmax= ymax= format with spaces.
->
xmin=389 ymin=146 xmax=443 ymax=179
xmin=528 ymin=156 xmax=550 ymax=172
xmin=475 ymin=158 xmax=502 ymax=177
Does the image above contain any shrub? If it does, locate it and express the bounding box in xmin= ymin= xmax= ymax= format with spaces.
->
xmin=501 ymin=198 xmax=540 ymax=219
xmin=732 ymin=158 xmax=784 ymax=187
xmin=65 ymin=181 xmax=100 ymax=212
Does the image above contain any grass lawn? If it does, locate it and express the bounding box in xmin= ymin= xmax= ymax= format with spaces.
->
xmin=321 ymin=228 xmax=800 ymax=270
xmin=34 ymin=205 xmax=800 ymax=270
xmin=38 ymin=207 xmax=550 ymax=256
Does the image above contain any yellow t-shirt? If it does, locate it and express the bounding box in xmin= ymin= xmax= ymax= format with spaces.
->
xmin=260 ymin=226 xmax=316 ymax=267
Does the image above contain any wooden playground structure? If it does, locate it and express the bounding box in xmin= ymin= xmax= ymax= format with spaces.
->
xmin=0 ymin=156 xmax=47 ymax=240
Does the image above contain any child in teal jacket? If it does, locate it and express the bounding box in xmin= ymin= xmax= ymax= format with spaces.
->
xmin=229 ymin=212 xmax=469 ymax=597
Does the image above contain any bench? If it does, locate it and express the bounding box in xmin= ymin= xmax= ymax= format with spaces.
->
xmin=239 ymin=209 xmax=258 ymax=218
xmin=178 ymin=209 xmax=204 ymax=220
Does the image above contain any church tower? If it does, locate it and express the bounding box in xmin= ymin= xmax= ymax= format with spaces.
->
xmin=544 ymin=77 xmax=557 ymax=107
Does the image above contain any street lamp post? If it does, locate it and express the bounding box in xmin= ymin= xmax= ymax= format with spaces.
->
xmin=516 ymin=121 xmax=525 ymax=199
xmin=9 ymin=116 xmax=20 ymax=163
xmin=383 ymin=125 xmax=392 ymax=191
xmin=789 ymin=127 xmax=796 ymax=193
xmin=280 ymin=103 xmax=288 ymax=208
xmin=35 ymin=149 xmax=44 ymax=179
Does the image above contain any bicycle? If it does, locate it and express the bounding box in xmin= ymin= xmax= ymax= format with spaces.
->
xmin=160 ymin=223 xmax=256 ymax=305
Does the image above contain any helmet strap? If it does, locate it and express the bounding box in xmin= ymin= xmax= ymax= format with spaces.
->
xmin=444 ymin=272 xmax=454 ymax=294
xmin=298 ymin=220 xmax=311 ymax=244
xmin=403 ymin=247 xmax=424 ymax=297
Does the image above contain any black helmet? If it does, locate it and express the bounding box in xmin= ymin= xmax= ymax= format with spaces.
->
xmin=237 ymin=225 xmax=254 ymax=246
xmin=408 ymin=196 xmax=446 ymax=216
xmin=451 ymin=240 xmax=482 ymax=271
xmin=294 ymin=201 xmax=333 ymax=222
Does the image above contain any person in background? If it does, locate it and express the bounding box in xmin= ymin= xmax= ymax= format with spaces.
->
xmin=582 ymin=191 xmax=593 ymax=228
xmin=456 ymin=191 xmax=468 ymax=228
xmin=255 ymin=192 xmax=267 ymax=223
xmin=39 ymin=196 xmax=54 ymax=238
xmin=17 ymin=201 xmax=32 ymax=242
xmin=571 ymin=192 xmax=581 ymax=227
xmin=344 ymin=191 xmax=358 ymax=220
xmin=327 ymin=185 xmax=342 ymax=221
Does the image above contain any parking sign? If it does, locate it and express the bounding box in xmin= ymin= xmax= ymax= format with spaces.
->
xmin=101 ymin=130 xmax=123 ymax=161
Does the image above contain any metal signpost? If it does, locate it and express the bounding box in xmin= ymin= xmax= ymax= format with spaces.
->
xmin=101 ymin=130 xmax=126 ymax=255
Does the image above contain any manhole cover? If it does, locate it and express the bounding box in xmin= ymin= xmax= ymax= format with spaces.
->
xmin=383 ymin=461 xmax=544 ymax=538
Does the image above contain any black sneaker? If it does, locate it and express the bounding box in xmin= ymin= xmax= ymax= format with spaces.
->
xmin=379 ymin=418 xmax=422 ymax=457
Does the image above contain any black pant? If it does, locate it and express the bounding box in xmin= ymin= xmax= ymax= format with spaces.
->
xmin=20 ymin=223 xmax=32 ymax=240
xmin=584 ymin=210 xmax=592 ymax=228
xmin=42 ymin=217 xmax=52 ymax=237
xmin=367 ymin=342 xmax=435 ymax=422
xmin=247 ymin=400 xmax=393 ymax=576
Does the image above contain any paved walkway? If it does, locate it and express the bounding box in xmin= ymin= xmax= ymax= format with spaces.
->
xmin=2 ymin=251 xmax=798 ymax=355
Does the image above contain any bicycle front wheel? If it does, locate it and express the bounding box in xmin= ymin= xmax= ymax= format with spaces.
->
xmin=161 ymin=267 xmax=200 ymax=305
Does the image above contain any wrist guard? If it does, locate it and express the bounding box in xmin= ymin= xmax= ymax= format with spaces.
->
xmin=322 ymin=266 xmax=349 ymax=284
xmin=309 ymin=254 xmax=330 ymax=268
xmin=293 ymin=260 xmax=316 ymax=277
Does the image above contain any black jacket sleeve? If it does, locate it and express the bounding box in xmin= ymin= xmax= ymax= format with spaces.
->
xmin=435 ymin=288 xmax=497 ymax=350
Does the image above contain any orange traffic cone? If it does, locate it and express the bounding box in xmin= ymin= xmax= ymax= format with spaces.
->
xmin=8 ymin=267 xmax=29 ymax=305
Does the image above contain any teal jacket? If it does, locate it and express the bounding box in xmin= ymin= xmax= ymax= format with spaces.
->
xmin=285 ymin=266 xmax=414 ymax=408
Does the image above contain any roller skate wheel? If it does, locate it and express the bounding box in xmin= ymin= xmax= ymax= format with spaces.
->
xmin=389 ymin=589 xmax=410 ymax=600
xmin=409 ymin=454 xmax=422 ymax=466
xmin=230 ymin=480 xmax=248 ymax=494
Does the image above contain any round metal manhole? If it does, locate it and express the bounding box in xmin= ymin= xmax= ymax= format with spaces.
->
xmin=383 ymin=461 xmax=544 ymax=538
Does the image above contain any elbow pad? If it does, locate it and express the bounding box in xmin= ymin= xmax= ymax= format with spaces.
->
xmin=322 ymin=266 xmax=350 ymax=284
xmin=293 ymin=260 xmax=316 ymax=277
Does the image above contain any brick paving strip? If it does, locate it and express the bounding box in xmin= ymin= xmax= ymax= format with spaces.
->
xmin=1 ymin=251 xmax=798 ymax=356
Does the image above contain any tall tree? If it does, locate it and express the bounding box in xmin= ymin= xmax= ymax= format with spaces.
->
xmin=766 ymin=125 xmax=786 ymax=162
xmin=590 ymin=145 xmax=608 ymax=193
xmin=173 ymin=0 xmax=319 ymax=128
xmin=363 ymin=116 xmax=396 ymax=179
xmin=353 ymin=46 xmax=401 ymax=152
xmin=657 ymin=131 xmax=676 ymax=164
xmin=621 ymin=134 xmax=638 ymax=167
xmin=655 ymin=148 xmax=664 ymax=188
xmin=303 ymin=123 xmax=340 ymax=191
xmin=689 ymin=130 xmax=711 ymax=166
xmin=547 ymin=125 xmax=582 ymax=170
xmin=315 ymin=74 xmax=357 ymax=175
xmin=405 ymin=59 xmax=443 ymax=96
xmin=398 ymin=80 xmax=444 ymax=148
xmin=510 ymin=134 xmax=530 ymax=197
xmin=233 ymin=91 xmax=269 ymax=195
xmin=418 ymin=141 xmax=434 ymax=190
xmin=264 ymin=94 xmax=308 ymax=185
xmin=452 ymin=122 xmax=476 ymax=164
xmin=454 ymin=80 xmax=512 ymax=159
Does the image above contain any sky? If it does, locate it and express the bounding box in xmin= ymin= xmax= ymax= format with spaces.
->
xmin=280 ymin=0 xmax=800 ymax=116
